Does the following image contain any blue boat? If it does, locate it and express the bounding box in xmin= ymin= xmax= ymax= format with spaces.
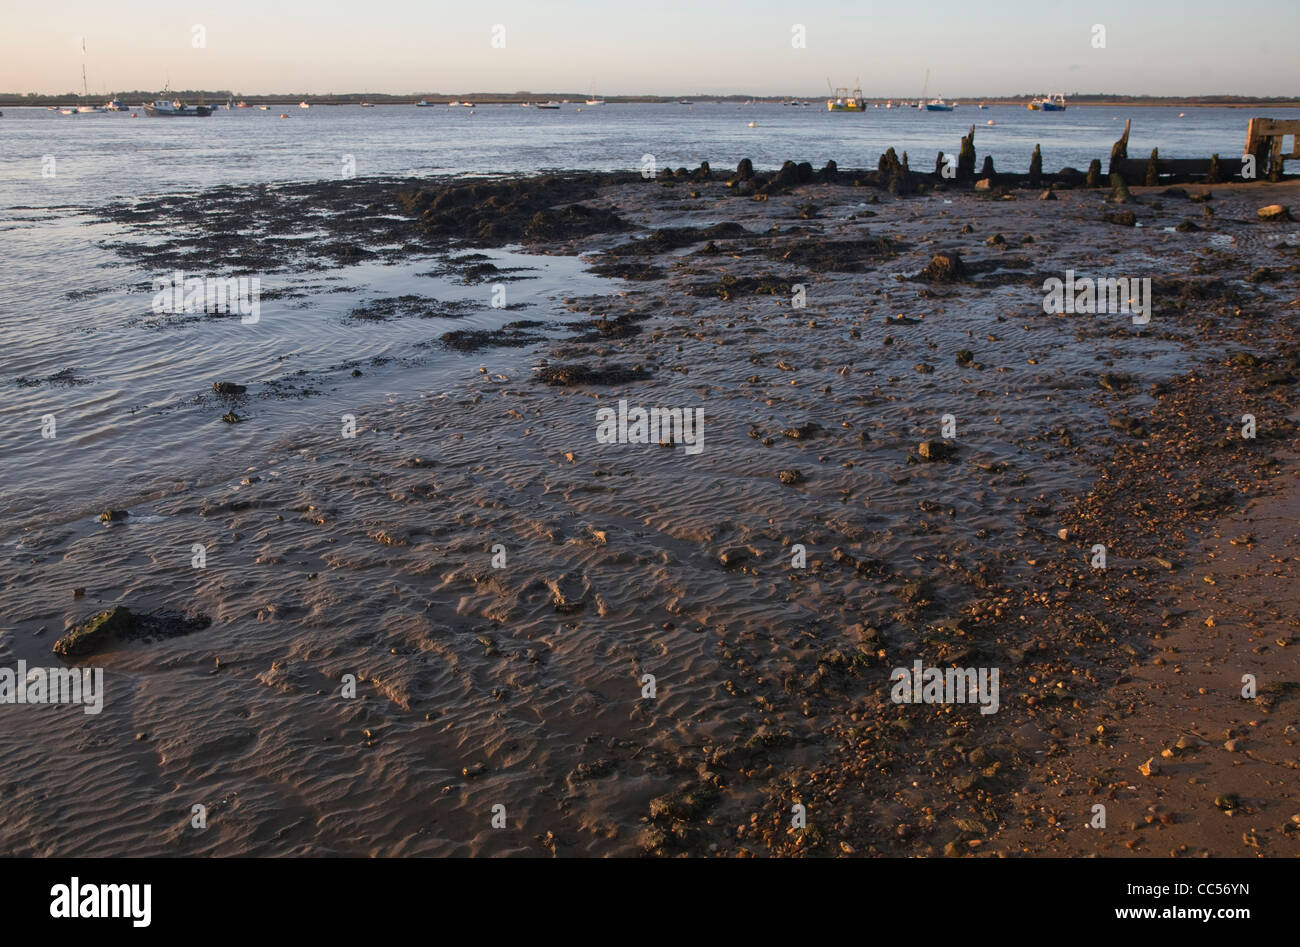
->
xmin=923 ymin=98 xmax=955 ymax=112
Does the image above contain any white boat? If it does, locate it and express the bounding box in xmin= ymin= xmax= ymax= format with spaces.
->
xmin=257 ymin=104 xmax=269 ymax=110
xmin=415 ymin=100 xmax=433 ymax=107
xmin=67 ymin=40 xmax=104 ymax=113
xmin=535 ymin=101 xmax=560 ymax=110
xmin=298 ymin=101 xmax=310 ymax=109
xmin=359 ymin=101 xmax=375 ymax=107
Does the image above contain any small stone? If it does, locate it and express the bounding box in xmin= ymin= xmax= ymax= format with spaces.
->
xmin=1224 ymin=738 xmax=1243 ymax=752
xmin=778 ymin=469 xmax=804 ymax=485
xmin=1138 ymin=757 xmax=1160 ymax=777
xmin=917 ymin=441 xmax=957 ymax=462
xmin=1214 ymin=793 xmax=1239 ymax=811
xmin=1257 ymin=204 xmax=1291 ymax=221
xmin=719 ymin=547 xmax=749 ymax=569
xmin=1039 ymin=189 xmax=1057 ymax=201
xmin=1057 ymin=528 xmax=1069 ymax=541
xmin=212 ymin=381 xmax=247 ymax=396
xmin=98 ymin=509 xmax=129 ymax=523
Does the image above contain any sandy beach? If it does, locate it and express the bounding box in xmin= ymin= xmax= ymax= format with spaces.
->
xmin=1 ymin=153 xmax=1297 ymax=857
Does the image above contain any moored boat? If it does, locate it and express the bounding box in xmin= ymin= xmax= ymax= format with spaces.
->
xmin=924 ymin=98 xmax=955 ymax=111
xmin=535 ymin=101 xmax=560 ymax=109
xmin=415 ymin=99 xmax=433 ymax=107
xmin=826 ymin=85 xmax=866 ymax=112
xmin=298 ymin=100 xmax=310 ymax=109
xmin=1028 ymin=93 xmax=1067 ymax=111
xmin=143 ymin=98 xmax=212 ymax=117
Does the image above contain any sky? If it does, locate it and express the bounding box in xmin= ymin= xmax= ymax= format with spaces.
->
xmin=3 ymin=0 xmax=1297 ymax=97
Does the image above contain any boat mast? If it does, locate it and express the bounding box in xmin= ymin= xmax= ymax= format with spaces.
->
xmin=81 ymin=38 xmax=88 ymax=98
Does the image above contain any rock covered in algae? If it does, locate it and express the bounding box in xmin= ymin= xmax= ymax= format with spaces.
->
xmin=53 ymin=606 xmax=134 ymax=658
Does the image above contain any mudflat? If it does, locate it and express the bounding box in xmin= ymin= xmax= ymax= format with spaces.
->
xmin=2 ymin=161 xmax=1296 ymax=857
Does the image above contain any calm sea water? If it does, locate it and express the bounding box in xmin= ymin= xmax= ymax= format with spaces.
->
xmin=1 ymin=102 xmax=1290 ymax=202
xmin=0 ymin=102 xmax=1292 ymax=529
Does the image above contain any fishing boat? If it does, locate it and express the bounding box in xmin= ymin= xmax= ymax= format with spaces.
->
xmin=143 ymin=95 xmax=212 ymax=117
xmin=102 ymin=96 xmax=127 ymax=111
xmin=826 ymin=84 xmax=866 ymax=112
xmin=1027 ymin=93 xmax=1067 ymax=111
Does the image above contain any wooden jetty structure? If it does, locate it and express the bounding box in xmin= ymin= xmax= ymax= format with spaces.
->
xmin=1107 ymin=117 xmax=1297 ymax=184
xmin=1245 ymin=117 xmax=1300 ymax=179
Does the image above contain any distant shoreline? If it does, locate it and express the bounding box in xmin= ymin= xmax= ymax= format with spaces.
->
xmin=4 ymin=92 xmax=1299 ymax=109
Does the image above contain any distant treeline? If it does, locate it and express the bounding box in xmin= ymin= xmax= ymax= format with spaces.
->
xmin=4 ymin=90 xmax=1299 ymax=108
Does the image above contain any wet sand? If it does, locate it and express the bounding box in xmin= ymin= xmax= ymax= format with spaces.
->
xmin=1 ymin=163 xmax=1297 ymax=856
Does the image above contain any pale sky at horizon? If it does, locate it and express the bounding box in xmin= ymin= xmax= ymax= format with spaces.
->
xmin=3 ymin=0 xmax=1296 ymax=98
